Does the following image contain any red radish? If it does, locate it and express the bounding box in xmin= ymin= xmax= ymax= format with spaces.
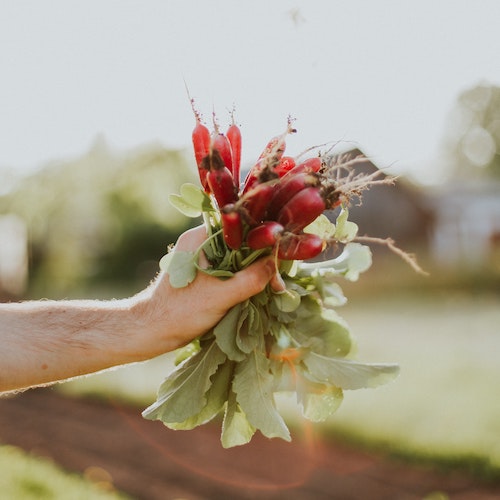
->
xmin=284 ymin=157 xmax=322 ymax=177
xmin=242 ymin=134 xmax=286 ymax=193
xmin=257 ymin=134 xmax=286 ymax=161
xmin=267 ymin=172 xmax=319 ymax=219
xmin=212 ymin=133 xmax=233 ymax=172
xmin=192 ymin=121 xmax=211 ymax=192
xmin=277 ymin=233 xmax=324 ymax=260
xmin=275 ymin=156 xmax=296 ymax=177
xmin=207 ymin=162 xmax=238 ymax=208
xmin=241 ymin=164 xmax=261 ymax=194
xmin=221 ymin=206 xmax=243 ymax=250
xmin=247 ymin=221 xmax=284 ymax=250
xmin=241 ymin=182 xmax=276 ymax=226
xmin=226 ymin=122 xmax=242 ymax=186
xmin=277 ymin=186 xmax=326 ymax=232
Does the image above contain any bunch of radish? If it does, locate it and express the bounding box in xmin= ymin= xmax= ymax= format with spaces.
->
xmin=191 ymin=113 xmax=346 ymax=263
xmin=143 ymin=106 xmax=401 ymax=448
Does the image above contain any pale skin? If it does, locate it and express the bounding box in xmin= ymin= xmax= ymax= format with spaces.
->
xmin=0 ymin=226 xmax=284 ymax=394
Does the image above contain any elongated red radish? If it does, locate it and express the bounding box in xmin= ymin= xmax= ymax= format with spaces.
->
xmin=192 ymin=121 xmax=211 ymax=191
xmin=241 ymin=182 xmax=276 ymax=226
xmin=242 ymin=134 xmax=286 ymax=193
xmin=277 ymin=186 xmax=325 ymax=232
xmin=221 ymin=206 xmax=243 ymax=250
xmin=241 ymin=163 xmax=262 ymax=194
xmin=257 ymin=134 xmax=286 ymax=161
xmin=207 ymin=165 xmax=238 ymax=208
xmin=226 ymin=123 xmax=242 ymax=186
xmin=212 ymin=133 xmax=233 ymax=172
xmin=284 ymin=157 xmax=322 ymax=177
xmin=275 ymin=156 xmax=296 ymax=177
xmin=277 ymin=232 xmax=324 ymax=260
xmin=247 ymin=221 xmax=284 ymax=250
xmin=267 ymin=172 xmax=319 ymax=219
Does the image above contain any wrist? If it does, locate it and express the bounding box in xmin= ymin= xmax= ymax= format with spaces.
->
xmin=126 ymin=278 xmax=180 ymax=361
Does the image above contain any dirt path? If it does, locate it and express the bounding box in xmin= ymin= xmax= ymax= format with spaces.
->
xmin=0 ymin=389 xmax=498 ymax=499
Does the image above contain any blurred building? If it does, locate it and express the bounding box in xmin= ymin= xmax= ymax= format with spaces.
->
xmin=329 ymin=149 xmax=434 ymax=253
xmin=329 ymin=149 xmax=500 ymax=274
xmin=426 ymin=179 xmax=500 ymax=270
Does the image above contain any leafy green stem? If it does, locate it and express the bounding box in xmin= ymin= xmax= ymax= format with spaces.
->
xmin=239 ymin=248 xmax=270 ymax=269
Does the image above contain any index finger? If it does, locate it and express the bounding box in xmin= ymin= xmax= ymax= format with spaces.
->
xmin=173 ymin=225 xmax=208 ymax=252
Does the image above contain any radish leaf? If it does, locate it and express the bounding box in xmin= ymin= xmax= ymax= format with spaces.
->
xmin=334 ymin=208 xmax=358 ymax=242
xmin=142 ymin=339 xmax=226 ymax=423
xmin=296 ymin=377 xmax=343 ymax=422
xmin=168 ymin=360 xmax=233 ymax=430
xmin=169 ymin=183 xmax=213 ymax=217
xmin=165 ymin=250 xmax=197 ymax=288
xmin=233 ymin=350 xmax=291 ymax=441
xmin=221 ymin=390 xmax=256 ymax=448
xmin=303 ymin=353 xmax=400 ymax=390
xmin=214 ymin=303 xmax=246 ymax=362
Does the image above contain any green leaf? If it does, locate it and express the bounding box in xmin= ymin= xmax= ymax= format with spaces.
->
xmin=293 ymin=296 xmax=352 ymax=357
xmin=201 ymin=268 xmax=235 ymax=279
xmin=235 ymin=302 xmax=262 ymax=354
xmin=174 ymin=339 xmax=200 ymax=365
xmin=159 ymin=251 xmax=172 ymax=272
xmin=322 ymin=282 xmax=347 ymax=308
xmin=200 ymin=232 xmax=225 ymax=263
xmin=303 ymin=214 xmax=336 ymax=239
xmin=166 ymin=250 xmax=197 ymax=288
xmin=327 ymin=243 xmax=372 ymax=281
xmin=334 ymin=208 xmax=358 ymax=242
xmin=214 ymin=303 xmax=246 ymax=361
xmin=221 ymin=389 xmax=256 ymax=448
xmin=268 ymin=355 xmax=293 ymax=391
xmin=298 ymin=242 xmax=372 ymax=282
xmin=272 ymin=288 xmax=301 ymax=313
xmin=142 ymin=339 xmax=227 ymax=423
xmin=302 ymin=352 xmax=400 ymax=390
xmin=279 ymin=259 xmax=298 ymax=277
xmin=296 ymin=376 xmax=344 ymax=422
xmin=342 ymin=243 xmax=373 ymax=281
xmin=169 ymin=183 xmax=213 ymax=217
xmin=232 ymin=350 xmax=291 ymax=441
xmin=251 ymin=289 xmax=271 ymax=307
xmin=168 ymin=360 xmax=233 ymax=430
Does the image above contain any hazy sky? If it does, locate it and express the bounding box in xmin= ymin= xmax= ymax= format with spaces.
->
xmin=2 ymin=1 xmax=500 ymax=184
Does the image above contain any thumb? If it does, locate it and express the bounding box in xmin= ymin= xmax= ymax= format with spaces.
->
xmin=215 ymin=257 xmax=277 ymax=307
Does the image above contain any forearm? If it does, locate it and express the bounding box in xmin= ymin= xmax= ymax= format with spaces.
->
xmin=0 ymin=296 xmax=150 ymax=393
xmin=0 ymin=226 xmax=279 ymax=394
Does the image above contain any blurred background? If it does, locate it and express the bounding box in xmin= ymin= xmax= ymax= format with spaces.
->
xmin=1 ymin=1 xmax=499 ymax=498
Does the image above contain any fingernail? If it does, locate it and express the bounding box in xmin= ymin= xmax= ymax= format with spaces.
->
xmin=273 ymin=272 xmax=287 ymax=293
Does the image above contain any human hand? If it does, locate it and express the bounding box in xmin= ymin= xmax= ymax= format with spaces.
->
xmin=132 ymin=226 xmax=284 ymax=359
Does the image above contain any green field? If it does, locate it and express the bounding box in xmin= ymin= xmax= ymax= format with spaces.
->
xmin=60 ymin=290 xmax=500 ymax=470
xmin=328 ymin=291 xmax=500 ymax=467
xmin=0 ymin=445 xmax=128 ymax=500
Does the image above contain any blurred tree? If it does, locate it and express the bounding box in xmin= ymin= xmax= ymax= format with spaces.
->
xmin=442 ymin=82 xmax=500 ymax=178
xmin=0 ymin=139 xmax=197 ymax=298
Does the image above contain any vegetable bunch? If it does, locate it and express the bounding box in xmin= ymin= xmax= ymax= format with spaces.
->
xmin=142 ymin=109 xmax=399 ymax=448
